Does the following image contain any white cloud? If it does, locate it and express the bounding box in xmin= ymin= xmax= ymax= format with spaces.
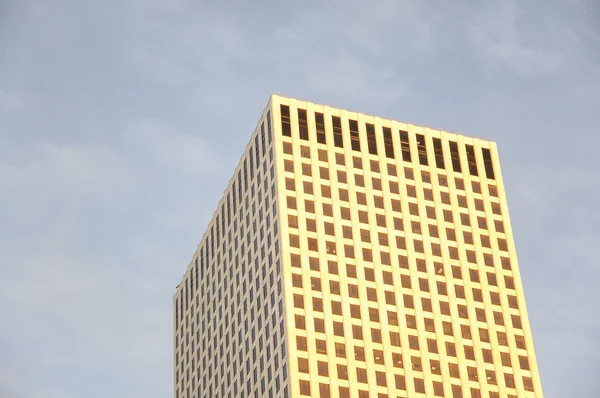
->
xmin=340 ymin=0 xmax=435 ymax=54
xmin=305 ymin=50 xmax=407 ymax=108
xmin=0 ymin=140 xmax=131 ymax=195
xmin=264 ymin=2 xmax=438 ymax=108
xmin=0 ymin=1 xmax=598 ymax=397
xmin=128 ymin=5 xmax=263 ymax=85
xmin=0 ymin=214 xmax=175 ymax=398
xmin=0 ymin=139 xmax=134 ymax=223
xmin=126 ymin=0 xmax=434 ymax=103
xmin=0 ymin=90 xmax=23 ymax=112
xmin=0 ymin=363 xmax=29 ymax=398
xmin=125 ymin=118 xmax=220 ymax=174
xmin=467 ymin=2 xmax=565 ymax=76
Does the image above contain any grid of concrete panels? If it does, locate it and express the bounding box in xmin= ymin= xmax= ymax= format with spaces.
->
xmin=272 ymin=95 xmax=543 ymax=398
xmin=173 ymin=105 xmax=291 ymax=398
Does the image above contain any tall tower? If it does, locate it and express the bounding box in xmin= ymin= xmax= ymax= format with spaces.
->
xmin=173 ymin=95 xmax=544 ymax=398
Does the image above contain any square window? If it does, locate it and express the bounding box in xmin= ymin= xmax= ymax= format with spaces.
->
xmin=337 ymin=364 xmax=348 ymax=380
xmin=317 ymin=361 xmax=329 ymax=376
xmin=318 ymin=149 xmax=327 ymax=162
xmin=299 ymin=380 xmax=310 ymax=395
xmin=376 ymin=371 xmax=387 ymax=387
xmin=298 ymin=357 xmax=309 ymax=373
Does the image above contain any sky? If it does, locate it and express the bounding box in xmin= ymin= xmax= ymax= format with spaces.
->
xmin=0 ymin=1 xmax=599 ymax=397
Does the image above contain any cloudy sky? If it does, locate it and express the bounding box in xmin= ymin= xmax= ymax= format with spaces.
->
xmin=1 ymin=1 xmax=599 ymax=397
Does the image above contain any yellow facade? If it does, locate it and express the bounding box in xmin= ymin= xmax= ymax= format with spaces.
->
xmin=174 ymin=94 xmax=543 ymax=398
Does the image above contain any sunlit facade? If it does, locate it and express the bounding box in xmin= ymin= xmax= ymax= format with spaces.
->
xmin=174 ymin=95 xmax=543 ymax=398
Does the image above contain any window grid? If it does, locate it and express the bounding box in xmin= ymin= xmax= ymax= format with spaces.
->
xmin=274 ymin=97 xmax=541 ymax=398
xmin=175 ymin=95 xmax=543 ymax=398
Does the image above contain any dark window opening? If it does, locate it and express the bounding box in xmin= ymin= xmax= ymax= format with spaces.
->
xmin=449 ymin=141 xmax=461 ymax=172
xmin=433 ymin=138 xmax=445 ymax=169
xmin=221 ymin=203 xmax=226 ymax=233
xmin=349 ymin=119 xmax=360 ymax=151
xmin=280 ymin=105 xmax=291 ymax=137
xmin=200 ymin=247 xmax=206 ymax=280
xmin=399 ymin=131 xmax=411 ymax=162
xmin=465 ymin=145 xmax=478 ymax=176
xmin=416 ymin=134 xmax=428 ymax=165
xmin=237 ymin=170 xmax=242 ymax=201
xmin=243 ymin=159 xmax=248 ymax=191
xmin=267 ymin=110 xmax=272 ymax=143
xmin=298 ymin=108 xmax=308 ymax=140
xmin=383 ymin=127 xmax=394 ymax=159
xmin=210 ymin=225 xmax=214 ymax=258
xmin=232 ymin=181 xmax=237 ymax=213
xmin=260 ymin=123 xmax=266 ymax=156
xmin=482 ymin=148 xmax=495 ymax=179
xmin=366 ymin=123 xmax=377 ymax=155
xmin=332 ymin=116 xmax=343 ymax=148
xmin=226 ymin=192 xmax=231 ymax=223
xmin=315 ymin=112 xmax=326 ymax=144
xmin=215 ymin=219 xmax=219 ymax=248
xmin=254 ymin=134 xmax=260 ymax=164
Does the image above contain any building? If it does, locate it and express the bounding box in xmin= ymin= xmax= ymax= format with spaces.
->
xmin=173 ymin=94 xmax=544 ymax=398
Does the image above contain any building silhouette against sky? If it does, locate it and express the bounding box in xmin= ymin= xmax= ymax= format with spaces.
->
xmin=173 ymin=95 xmax=544 ymax=398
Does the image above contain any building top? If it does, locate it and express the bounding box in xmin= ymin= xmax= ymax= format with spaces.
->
xmin=270 ymin=93 xmax=495 ymax=144
xmin=177 ymin=93 xmax=499 ymax=291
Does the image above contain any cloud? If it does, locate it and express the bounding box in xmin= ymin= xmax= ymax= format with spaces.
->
xmin=128 ymin=5 xmax=264 ymax=86
xmin=0 ymin=362 xmax=29 ymax=398
xmin=0 ymin=137 xmax=169 ymax=398
xmin=0 ymin=90 xmax=23 ymax=112
xmin=125 ymin=118 xmax=220 ymax=174
xmin=259 ymin=2 xmax=440 ymax=111
xmin=305 ymin=50 xmax=407 ymax=107
xmin=0 ymin=139 xmax=134 ymax=224
xmin=338 ymin=0 xmax=436 ymax=54
xmin=0 ymin=233 xmax=174 ymax=398
xmin=467 ymin=2 xmax=566 ymax=76
xmin=0 ymin=133 xmax=181 ymax=398
xmin=0 ymin=0 xmax=599 ymax=397
xmin=125 ymin=0 xmax=435 ymax=109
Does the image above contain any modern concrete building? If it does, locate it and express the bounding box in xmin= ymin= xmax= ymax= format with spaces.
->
xmin=173 ymin=95 xmax=543 ymax=398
